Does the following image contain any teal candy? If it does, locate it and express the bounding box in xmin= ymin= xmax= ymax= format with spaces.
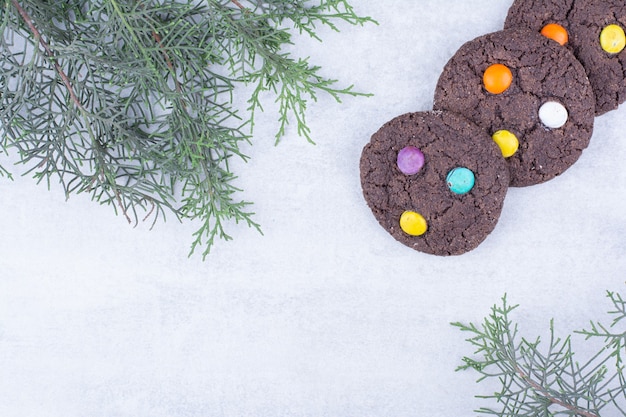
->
xmin=446 ymin=167 xmax=475 ymax=194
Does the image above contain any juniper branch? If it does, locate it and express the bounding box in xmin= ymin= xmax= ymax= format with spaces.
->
xmin=0 ymin=0 xmax=374 ymax=258
xmin=453 ymin=292 xmax=626 ymax=417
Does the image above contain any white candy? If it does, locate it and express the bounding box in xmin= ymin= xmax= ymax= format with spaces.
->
xmin=538 ymin=101 xmax=568 ymax=129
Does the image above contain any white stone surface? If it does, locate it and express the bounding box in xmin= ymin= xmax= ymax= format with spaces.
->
xmin=1 ymin=1 xmax=625 ymax=416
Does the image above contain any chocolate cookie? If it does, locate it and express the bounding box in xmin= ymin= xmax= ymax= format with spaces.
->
xmin=504 ymin=0 xmax=574 ymax=41
xmin=504 ymin=0 xmax=626 ymax=115
xmin=359 ymin=111 xmax=510 ymax=256
xmin=433 ymin=28 xmax=595 ymax=187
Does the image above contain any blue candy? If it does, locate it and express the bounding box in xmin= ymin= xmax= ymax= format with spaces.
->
xmin=446 ymin=167 xmax=475 ymax=195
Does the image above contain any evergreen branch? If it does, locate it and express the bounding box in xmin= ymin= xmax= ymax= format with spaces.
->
xmin=514 ymin=363 xmax=598 ymax=417
xmin=207 ymin=0 xmax=374 ymax=144
xmin=6 ymin=0 xmax=158 ymax=223
xmin=453 ymin=292 xmax=626 ymax=416
xmin=0 ymin=0 xmax=373 ymax=257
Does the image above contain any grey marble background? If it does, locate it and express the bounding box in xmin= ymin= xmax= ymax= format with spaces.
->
xmin=1 ymin=1 xmax=624 ymax=416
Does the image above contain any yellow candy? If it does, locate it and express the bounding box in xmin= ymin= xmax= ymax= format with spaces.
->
xmin=492 ymin=130 xmax=519 ymax=158
xmin=600 ymin=24 xmax=626 ymax=54
xmin=400 ymin=211 xmax=428 ymax=236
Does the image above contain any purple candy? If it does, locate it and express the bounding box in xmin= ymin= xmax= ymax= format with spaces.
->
xmin=397 ymin=146 xmax=425 ymax=175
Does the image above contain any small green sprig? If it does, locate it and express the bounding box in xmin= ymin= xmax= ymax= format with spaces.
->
xmin=0 ymin=0 xmax=374 ymax=258
xmin=452 ymin=291 xmax=626 ymax=417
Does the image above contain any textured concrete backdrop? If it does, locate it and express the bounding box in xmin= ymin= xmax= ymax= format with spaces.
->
xmin=1 ymin=1 xmax=625 ymax=416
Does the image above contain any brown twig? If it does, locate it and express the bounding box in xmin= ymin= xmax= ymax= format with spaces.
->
xmin=115 ymin=189 xmax=133 ymax=224
xmin=515 ymin=365 xmax=599 ymax=417
xmin=230 ymin=0 xmax=246 ymax=10
xmin=142 ymin=199 xmax=156 ymax=223
xmin=151 ymin=31 xmax=184 ymax=97
xmin=11 ymin=0 xmax=83 ymax=110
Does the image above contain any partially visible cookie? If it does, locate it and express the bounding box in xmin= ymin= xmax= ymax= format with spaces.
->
xmin=359 ymin=111 xmax=510 ymax=256
xmin=569 ymin=0 xmax=626 ymax=115
xmin=505 ymin=0 xmax=626 ymax=115
xmin=433 ymin=28 xmax=595 ymax=187
xmin=504 ymin=0 xmax=574 ymax=42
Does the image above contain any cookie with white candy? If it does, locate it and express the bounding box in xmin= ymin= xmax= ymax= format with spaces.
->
xmin=505 ymin=0 xmax=626 ymax=115
xmin=433 ymin=28 xmax=595 ymax=186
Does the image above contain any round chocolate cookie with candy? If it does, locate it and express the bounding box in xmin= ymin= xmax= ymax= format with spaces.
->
xmin=504 ymin=0 xmax=626 ymax=115
xmin=433 ymin=28 xmax=595 ymax=187
xmin=359 ymin=111 xmax=510 ymax=256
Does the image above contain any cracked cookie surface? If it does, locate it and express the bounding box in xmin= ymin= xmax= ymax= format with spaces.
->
xmin=505 ymin=0 xmax=626 ymax=115
xmin=504 ymin=0 xmax=575 ymax=37
xmin=433 ymin=28 xmax=595 ymax=187
xmin=359 ymin=111 xmax=509 ymax=256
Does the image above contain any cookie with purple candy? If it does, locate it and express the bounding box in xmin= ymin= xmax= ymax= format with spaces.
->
xmin=360 ymin=111 xmax=509 ymax=256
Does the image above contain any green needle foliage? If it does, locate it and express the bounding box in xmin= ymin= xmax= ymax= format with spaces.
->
xmin=0 ymin=0 xmax=374 ymax=258
xmin=452 ymin=292 xmax=626 ymax=417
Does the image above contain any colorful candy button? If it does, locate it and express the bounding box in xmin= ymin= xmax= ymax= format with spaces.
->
xmin=446 ymin=167 xmax=475 ymax=195
xmin=491 ymin=130 xmax=519 ymax=158
xmin=600 ymin=24 xmax=626 ymax=54
xmin=399 ymin=211 xmax=428 ymax=236
xmin=397 ymin=146 xmax=425 ymax=175
xmin=539 ymin=101 xmax=568 ymax=129
xmin=483 ymin=63 xmax=513 ymax=94
xmin=540 ymin=23 xmax=568 ymax=46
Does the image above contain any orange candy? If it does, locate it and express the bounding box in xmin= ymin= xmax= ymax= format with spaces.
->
xmin=540 ymin=23 xmax=569 ymax=46
xmin=483 ymin=63 xmax=513 ymax=94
